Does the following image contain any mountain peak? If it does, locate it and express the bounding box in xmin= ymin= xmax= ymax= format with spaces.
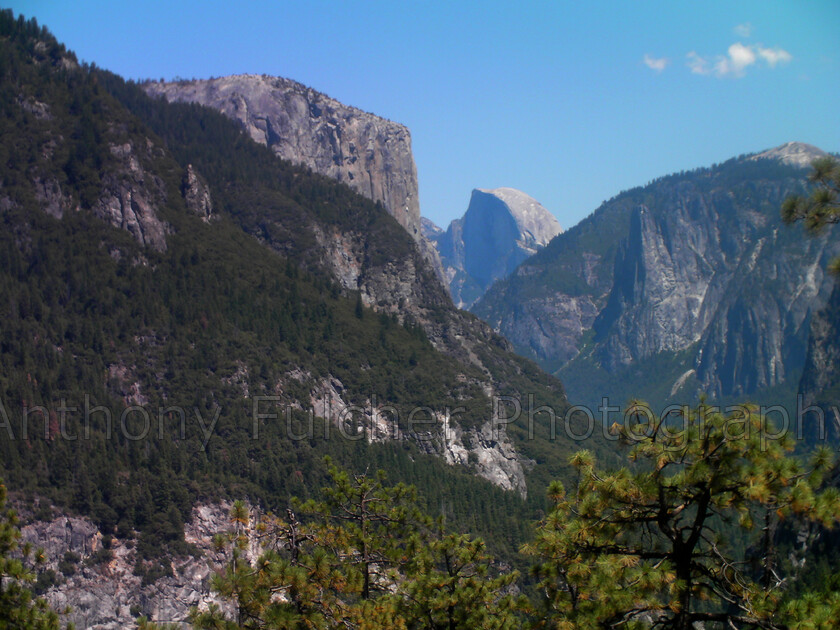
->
xmin=473 ymin=187 xmax=562 ymax=247
xmin=750 ymin=141 xmax=827 ymax=168
xmin=420 ymin=216 xmax=443 ymax=239
xmin=429 ymin=187 xmax=562 ymax=307
xmin=144 ymin=74 xmax=421 ymax=239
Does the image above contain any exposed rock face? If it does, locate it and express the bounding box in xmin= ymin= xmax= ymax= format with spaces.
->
xmin=20 ymin=505 xmax=244 ymax=629
xmin=15 ymin=79 xmax=173 ymax=252
xmin=182 ymin=164 xmax=213 ymax=221
xmin=307 ymin=375 xmax=529 ymax=495
xmin=33 ymin=176 xmax=68 ymax=218
xmin=92 ymin=141 xmax=170 ymax=252
xmin=429 ymin=188 xmax=563 ymax=308
xmin=800 ymin=283 xmax=840 ymax=403
xmin=144 ymin=75 xmax=421 ymax=240
xmin=420 ymin=216 xmax=444 ymax=240
xmin=28 ymin=138 xmax=172 ymax=251
xmin=439 ymin=410 xmax=529 ymax=496
xmin=474 ymin=144 xmax=839 ymax=405
xmin=798 ymin=281 xmax=840 ymax=442
xmin=595 ymin=191 xmax=834 ymax=397
xmin=750 ymin=141 xmax=828 ymax=168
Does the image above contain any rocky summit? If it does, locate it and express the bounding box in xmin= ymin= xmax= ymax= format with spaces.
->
xmin=473 ymin=144 xmax=839 ymax=407
xmin=749 ymin=141 xmax=828 ymax=168
xmin=428 ymin=187 xmax=562 ymax=308
xmin=1 ymin=19 xmax=598 ymax=625
xmin=144 ymin=74 xmax=422 ymax=241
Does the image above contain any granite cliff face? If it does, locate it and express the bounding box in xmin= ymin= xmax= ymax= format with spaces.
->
xmin=474 ymin=144 xmax=838 ymax=405
xmin=798 ymin=281 xmax=840 ymax=441
xmin=20 ymin=504 xmax=247 ymax=629
xmin=144 ymin=74 xmax=421 ymax=240
xmin=92 ymin=140 xmax=171 ymax=251
xmin=5 ymin=23 xmax=581 ymax=503
xmin=428 ymin=188 xmax=562 ymax=307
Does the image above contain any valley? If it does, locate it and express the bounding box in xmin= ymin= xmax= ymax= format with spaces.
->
xmin=1 ymin=6 xmax=839 ymax=629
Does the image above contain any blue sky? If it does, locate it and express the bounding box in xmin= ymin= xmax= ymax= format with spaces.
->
xmin=10 ymin=1 xmax=840 ymax=229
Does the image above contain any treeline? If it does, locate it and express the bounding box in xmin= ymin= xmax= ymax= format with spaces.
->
xmin=0 ymin=7 xmax=550 ymax=570
xmin=141 ymin=405 xmax=840 ymax=629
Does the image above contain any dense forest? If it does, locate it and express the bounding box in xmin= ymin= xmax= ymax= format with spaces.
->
xmin=0 ymin=7 xmax=611 ymax=580
xmin=5 ymin=403 xmax=840 ymax=629
xmin=0 ymin=9 xmax=540 ymax=566
xmin=1 ymin=9 xmax=839 ymax=629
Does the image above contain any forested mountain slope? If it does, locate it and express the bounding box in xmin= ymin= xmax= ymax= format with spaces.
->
xmin=0 ymin=8 xmax=609 ymax=596
xmin=474 ymin=145 xmax=839 ymax=409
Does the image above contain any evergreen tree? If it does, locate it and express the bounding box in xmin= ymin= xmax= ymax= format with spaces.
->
xmin=525 ymin=402 xmax=840 ymax=629
xmin=782 ymin=155 xmax=840 ymax=274
xmin=298 ymin=457 xmax=426 ymax=601
xmin=400 ymin=527 xmax=521 ymax=629
xmin=186 ymin=460 xmax=519 ymax=629
xmin=0 ymin=479 xmax=67 ymax=629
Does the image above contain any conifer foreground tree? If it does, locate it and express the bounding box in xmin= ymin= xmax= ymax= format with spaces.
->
xmin=525 ymin=402 xmax=840 ymax=629
xmin=782 ymin=155 xmax=840 ymax=274
xmin=0 ymin=480 xmax=66 ymax=630
xmin=184 ymin=459 xmax=521 ymax=630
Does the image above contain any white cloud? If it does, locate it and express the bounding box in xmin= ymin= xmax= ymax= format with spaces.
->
xmin=734 ymin=22 xmax=752 ymax=38
xmin=715 ymin=42 xmax=756 ymax=77
xmin=643 ymin=54 xmax=668 ymax=72
xmin=686 ymin=42 xmax=792 ymax=78
xmin=686 ymin=51 xmax=710 ymax=75
xmin=756 ymin=45 xmax=792 ymax=67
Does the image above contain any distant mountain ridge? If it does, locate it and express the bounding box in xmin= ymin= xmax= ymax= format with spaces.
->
xmin=427 ymin=187 xmax=562 ymax=307
xmin=473 ymin=143 xmax=839 ymax=408
xmin=749 ymin=141 xmax=828 ymax=168
xmin=0 ymin=13 xmax=612 ymax=625
xmin=145 ymin=74 xmax=423 ymax=239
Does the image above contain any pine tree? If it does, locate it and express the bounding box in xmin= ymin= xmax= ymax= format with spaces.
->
xmin=400 ymin=526 xmax=522 ymax=629
xmin=525 ymin=402 xmax=840 ymax=629
xmin=298 ymin=457 xmax=425 ymax=601
xmin=782 ymin=155 xmax=840 ymax=274
xmin=0 ymin=479 xmax=67 ymax=629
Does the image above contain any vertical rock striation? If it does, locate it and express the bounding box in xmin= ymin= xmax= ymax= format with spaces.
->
xmin=144 ymin=75 xmax=421 ymax=240
xmin=798 ymin=281 xmax=840 ymax=441
xmin=474 ymin=144 xmax=839 ymax=405
xmin=429 ymin=188 xmax=562 ymax=307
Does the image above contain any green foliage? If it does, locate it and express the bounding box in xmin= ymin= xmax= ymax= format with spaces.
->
xmin=782 ymin=155 xmax=840 ymax=274
xmin=0 ymin=7 xmax=562 ymax=565
xmin=525 ymin=402 xmax=840 ymax=629
xmin=0 ymin=479 xmax=68 ymax=629
xmin=296 ymin=457 xmax=427 ymax=601
xmin=187 ymin=460 xmax=522 ymax=630
xmin=399 ymin=529 xmax=522 ymax=629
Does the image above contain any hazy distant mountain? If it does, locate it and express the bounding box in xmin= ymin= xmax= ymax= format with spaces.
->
xmin=473 ymin=143 xmax=839 ymax=408
xmin=799 ymin=281 xmax=840 ymax=442
xmin=421 ymin=216 xmax=444 ymax=239
xmin=2 ymin=15 xmax=603 ymax=625
xmin=427 ymin=187 xmax=562 ymax=307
